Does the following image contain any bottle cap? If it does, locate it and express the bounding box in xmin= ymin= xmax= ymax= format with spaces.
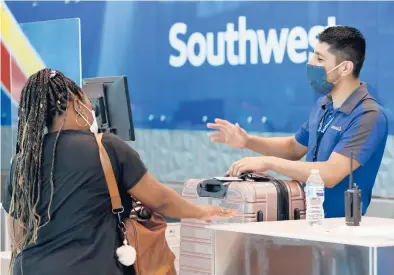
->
xmin=311 ymin=169 xmax=320 ymax=174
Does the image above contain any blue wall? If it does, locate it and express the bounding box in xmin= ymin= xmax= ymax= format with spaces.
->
xmin=20 ymin=18 xmax=82 ymax=86
xmin=6 ymin=1 xmax=394 ymax=134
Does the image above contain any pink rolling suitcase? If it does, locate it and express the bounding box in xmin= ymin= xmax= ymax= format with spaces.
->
xmin=179 ymin=173 xmax=306 ymax=275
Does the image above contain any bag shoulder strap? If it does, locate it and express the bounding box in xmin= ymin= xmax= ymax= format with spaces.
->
xmin=95 ymin=133 xmax=124 ymax=212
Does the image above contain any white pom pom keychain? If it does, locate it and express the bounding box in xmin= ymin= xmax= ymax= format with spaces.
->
xmin=116 ymin=218 xmax=136 ymax=266
xmin=116 ymin=238 xmax=136 ymax=266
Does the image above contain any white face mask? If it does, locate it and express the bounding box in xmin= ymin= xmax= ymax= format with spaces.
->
xmin=90 ymin=110 xmax=99 ymax=134
xmin=77 ymin=101 xmax=99 ymax=134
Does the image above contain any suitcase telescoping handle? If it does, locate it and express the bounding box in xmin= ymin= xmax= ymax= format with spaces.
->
xmin=197 ymin=179 xmax=229 ymax=198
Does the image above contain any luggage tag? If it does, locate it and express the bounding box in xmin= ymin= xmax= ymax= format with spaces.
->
xmin=240 ymin=172 xmax=272 ymax=182
xmin=214 ymin=172 xmax=251 ymax=184
xmin=213 ymin=173 xmax=271 ymax=183
xmin=213 ymin=176 xmax=243 ymax=183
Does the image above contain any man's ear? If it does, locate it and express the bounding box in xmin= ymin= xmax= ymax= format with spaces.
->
xmin=341 ymin=61 xmax=354 ymax=77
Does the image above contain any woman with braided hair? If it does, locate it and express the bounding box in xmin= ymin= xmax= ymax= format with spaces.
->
xmin=3 ymin=68 xmax=236 ymax=275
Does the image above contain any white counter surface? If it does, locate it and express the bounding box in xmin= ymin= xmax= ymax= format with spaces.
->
xmin=0 ymin=251 xmax=10 ymax=260
xmin=1 ymin=251 xmax=11 ymax=275
xmin=210 ymin=217 xmax=394 ymax=247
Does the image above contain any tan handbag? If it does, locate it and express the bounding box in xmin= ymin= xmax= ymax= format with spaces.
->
xmin=95 ymin=133 xmax=176 ymax=275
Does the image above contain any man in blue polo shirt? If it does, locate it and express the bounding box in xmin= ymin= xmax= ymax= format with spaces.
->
xmin=207 ymin=26 xmax=388 ymax=218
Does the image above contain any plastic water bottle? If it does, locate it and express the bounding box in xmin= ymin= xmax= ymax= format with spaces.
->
xmin=305 ymin=169 xmax=325 ymax=226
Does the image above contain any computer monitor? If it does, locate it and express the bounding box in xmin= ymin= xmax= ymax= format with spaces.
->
xmin=82 ymin=76 xmax=135 ymax=141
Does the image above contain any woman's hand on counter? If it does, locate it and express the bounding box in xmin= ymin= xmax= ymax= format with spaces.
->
xmin=197 ymin=205 xmax=238 ymax=223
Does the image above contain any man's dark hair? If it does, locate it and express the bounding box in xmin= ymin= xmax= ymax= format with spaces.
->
xmin=319 ymin=26 xmax=366 ymax=78
xmin=9 ymin=68 xmax=83 ymax=268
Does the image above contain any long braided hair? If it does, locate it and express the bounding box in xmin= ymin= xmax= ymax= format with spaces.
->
xmin=9 ymin=68 xmax=84 ymax=267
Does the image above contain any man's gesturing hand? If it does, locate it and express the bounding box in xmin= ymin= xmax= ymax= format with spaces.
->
xmin=207 ymin=118 xmax=249 ymax=149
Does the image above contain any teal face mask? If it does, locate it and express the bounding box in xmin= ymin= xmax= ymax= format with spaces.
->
xmin=306 ymin=63 xmax=343 ymax=96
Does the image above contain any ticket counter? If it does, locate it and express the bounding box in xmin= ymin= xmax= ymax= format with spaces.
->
xmin=211 ymin=217 xmax=394 ymax=275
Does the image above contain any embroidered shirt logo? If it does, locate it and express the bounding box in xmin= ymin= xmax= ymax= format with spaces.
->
xmin=331 ymin=125 xmax=342 ymax=132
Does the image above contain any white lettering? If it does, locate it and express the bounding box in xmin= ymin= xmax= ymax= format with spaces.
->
xmin=287 ymin=26 xmax=309 ymax=64
xmin=206 ymin=32 xmax=225 ymax=66
xmin=327 ymin=16 xmax=337 ymax=27
xmin=188 ymin=32 xmax=206 ymax=67
xmin=225 ymin=23 xmax=239 ymax=65
xmin=308 ymin=25 xmax=325 ymax=57
xmin=169 ymin=22 xmax=187 ymax=67
xmin=238 ymin=16 xmax=258 ymax=65
xmin=308 ymin=16 xmax=337 ymax=59
xmin=168 ymin=16 xmax=337 ymax=67
xmin=257 ymin=28 xmax=289 ymax=64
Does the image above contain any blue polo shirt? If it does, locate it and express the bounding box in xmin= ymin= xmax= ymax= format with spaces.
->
xmin=295 ymin=83 xmax=388 ymax=218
